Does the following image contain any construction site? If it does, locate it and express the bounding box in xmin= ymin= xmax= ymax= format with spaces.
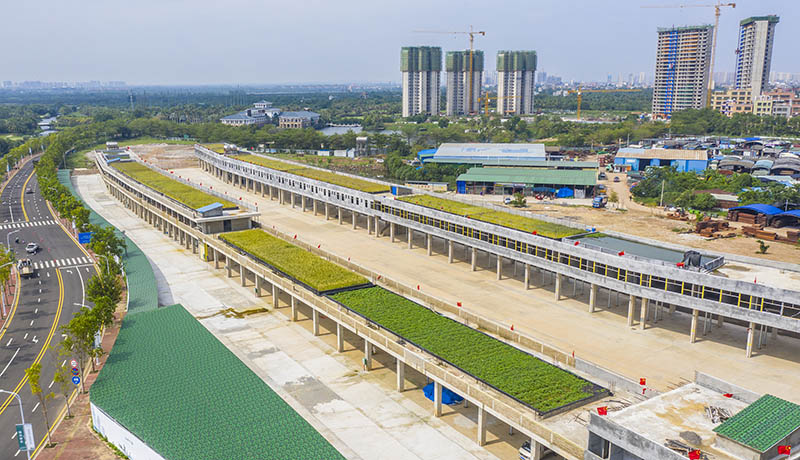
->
xmin=73 ymin=141 xmax=800 ymax=460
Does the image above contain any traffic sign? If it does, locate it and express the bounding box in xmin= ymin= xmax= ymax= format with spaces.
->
xmin=72 ymin=376 xmax=80 ymax=385
xmin=71 ymin=368 xmax=79 ymax=376
xmin=70 ymin=359 xmax=78 ymax=368
xmin=16 ymin=423 xmax=34 ymax=451
xmin=78 ymin=232 xmax=93 ymax=244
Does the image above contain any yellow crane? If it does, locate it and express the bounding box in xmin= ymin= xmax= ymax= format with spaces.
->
xmin=413 ymin=26 xmax=486 ymax=114
xmin=477 ymin=94 xmax=521 ymax=116
xmin=567 ymin=86 xmax=642 ymax=120
xmin=641 ymin=2 xmax=736 ymax=106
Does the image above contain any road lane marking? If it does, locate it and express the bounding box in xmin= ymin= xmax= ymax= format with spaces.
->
xmin=20 ymin=169 xmax=35 ymax=221
xmin=0 ymin=347 xmax=20 ymax=378
xmin=10 ymin=431 xmax=16 ymax=439
xmin=31 ymin=336 xmax=37 ymax=344
xmin=29 ymin=320 xmax=33 ymax=326
xmin=5 ymin=338 xmax=11 ymax=346
xmin=34 ymin=308 xmax=37 ymax=314
xmin=23 ymin=333 xmax=27 ymax=339
xmin=61 ymin=360 xmax=66 ymax=367
xmin=32 ymin=402 xmax=39 ymax=413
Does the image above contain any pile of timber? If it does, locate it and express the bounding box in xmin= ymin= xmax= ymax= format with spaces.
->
xmin=668 ymin=212 xmax=689 ymax=221
xmin=696 ymin=218 xmax=730 ymax=236
xmin=727 ymin=210 xmax=770 ymax=226
xmin=787 ymin=231 xmax=800 ymax=243
xmin=742 ymin=226 xmax=779 ymax=241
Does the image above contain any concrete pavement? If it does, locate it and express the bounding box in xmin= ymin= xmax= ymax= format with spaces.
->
xmin=75 ymin=173 xmax=516 ymax=460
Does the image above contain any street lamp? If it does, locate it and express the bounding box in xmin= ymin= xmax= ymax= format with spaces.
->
xmin=7 ymin=229 xmax=20 ymax=249
xmin=0 ymin=261 xmax=15 ymax=319
xmin=0 ymin=390 xmax=32 ymax=460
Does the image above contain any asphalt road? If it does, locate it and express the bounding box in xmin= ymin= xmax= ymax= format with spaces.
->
xmin=0 ymin=159 xmax=95 ymax=458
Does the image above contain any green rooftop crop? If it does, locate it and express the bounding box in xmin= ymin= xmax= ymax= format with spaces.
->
xmin=234 ymin=154 xmax=390 ymax=193
xmin=112 ymin=161 xmax=237 ymax=210
xmin=397 ymin=195 xmax=581 ymax=238
xmin=220 ymin=229 xmax=368 ymax=293
xmin=330 ymin=287 xmax=605 ymax=413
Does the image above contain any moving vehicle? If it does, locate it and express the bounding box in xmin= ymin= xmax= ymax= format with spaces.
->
xmin=26 ymin=242 xmax=39 ymax=254
xmin=17 ymin=259 xmax=34 ymax=278
xmin=592 ymin=195 xmax=608 ymax=208
xmin=503 ymin=197 xmax=512 ymax=205
xmin=26 ymin=188 xmax=33 ymax=194
xmin=598 ymin=172 xmax=607 ymax=180
xmin=613 ymin=176 xmax=621 ymax=183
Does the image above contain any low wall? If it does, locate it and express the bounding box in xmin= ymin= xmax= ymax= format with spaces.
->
xmin=91 ymin=403 xmax=167 ymax=460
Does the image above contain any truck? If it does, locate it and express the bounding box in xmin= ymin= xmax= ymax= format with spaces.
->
xmin=17 ymin=259 xmax=34 ymax=278
xmin=592 ymin=195 xmax=608 ymax=208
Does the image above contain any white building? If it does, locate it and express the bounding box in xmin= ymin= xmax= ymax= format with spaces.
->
xmin=400 ymin=46 xmax=441 ymax=117
xmin=496 ymin=51 xmax=537 ymax=115
xmin=652 ymin=25 xmax=713 ymax=119
xmin=220 ymin=103 xmax=280 ymax=126
xmin=735 ymin=15 xmax=779 ymax=98
xmin=445 ymin=50 xmax=483 ymax=116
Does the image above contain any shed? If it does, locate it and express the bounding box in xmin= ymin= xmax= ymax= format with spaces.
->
xmin=456 ymin=167 xmax=596 ymax=198
xmin=727 ymin=204 xmax=782 ymax=226
xmin=772 ymin=209 xmax=800 ymax=228
xmin=196 ymin=202 xmax=224 ymax=217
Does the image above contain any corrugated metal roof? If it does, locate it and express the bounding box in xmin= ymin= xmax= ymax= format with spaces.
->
xmin=435 ymin=143 xmax=546 ymax=160
xmin=457 ymin=167 xmax=597 ymax=186
xmin=196 ymin=202 xmax=223 ymax=213
xmin=730 ymin=204 xmax=783 ymax=215
xmin=426 ymin=157 xmax=598 ymax=168
xmin=617 ymin=148 xmax=709 ymax=161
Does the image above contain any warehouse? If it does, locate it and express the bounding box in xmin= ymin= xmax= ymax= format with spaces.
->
xmin=614 ymin=148 xmax=709 ymax=172
xmin=455 ymin=167 xmax=597 ymax=198
xmin=424 ymin=143 xmax=547 ymax=164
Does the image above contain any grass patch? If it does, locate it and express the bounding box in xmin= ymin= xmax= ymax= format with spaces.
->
xmin=233 ymin=154 xmax=390 ymax=193
xmin=112 ymin=161 xmax=237 ymax=209
xmin=219 ymin=229 xmax=368 ymax=293
xmin=397 ymin=195 xmax=581 ymax=238
xmin=330 ymin=287 xmax=606 ymax=413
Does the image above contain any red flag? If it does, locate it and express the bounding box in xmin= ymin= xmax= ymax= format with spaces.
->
xmin=532 ymin=230 xmax=537 ymax=235
xmin=640 ymin=378 xmax=646 ymax=386
xmin=676 ymin=262 xmax=685 ymax=267
xmin=348 ymin=257 xmax=350 ymax=261
xmin=596 ymin=406 xmax=608 ymax=415
xmin=618 ymin=251 xmax=625 ymax=256
xmin=377 ymin=275 xmax=381 ymax=280
xmin=293 ymin=234 xmax=297 ymax=239
xmin=574 ymin=241 xmax=580 ymax=246
xmin=572 ymin=350 xmax=575 ymax=358
xmin=778 ymin=445 xmax=791 ymax=455
xmin=317 ymin=244 xmax=321 ymax=248
xmin=416 ymin=285 xmax=420 ymax=290
xmin=457 ymin=302 xmax=462 ymax=307
xmin=688 ymin=450 xmax=701 ymax=460
xmin=510 ymin=324 xmax=514 ymax=331
xmin=723 ymin=393 xmax=733 ymax=398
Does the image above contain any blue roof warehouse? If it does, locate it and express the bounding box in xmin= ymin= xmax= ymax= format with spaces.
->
xmin=614 ymin=148 xmax=710 ymax=173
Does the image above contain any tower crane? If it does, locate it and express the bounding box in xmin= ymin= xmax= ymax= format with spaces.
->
xmin=477 ymin=95 xmax=521 ymax=116
xmin=413 ymin=26 xmax=486 ymax=114
xmin=641 ymin=2 xmax=736 ymax=106
xmin=567 ymin=86 xmax=642 ymax=120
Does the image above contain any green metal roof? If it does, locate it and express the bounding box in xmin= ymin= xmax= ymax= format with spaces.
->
xmin=90 ymin=304 xmax=346 ymax=460
xmin=456 ymin=167 xmax=597 ymax=186
xmin=427 ymin=157 xmax=598 ymax=168
xmin=713 ymin=394 xmax=800 ymax=452
xmin=740 ymin=15 xmax=779 ymax=26
xmin=58 ymin=169 xmax=158 ymax=313
xmin=445 ymin=50 xmax=484 ymax=72
xmin=496 ymin=50 xmax=537 ymax=72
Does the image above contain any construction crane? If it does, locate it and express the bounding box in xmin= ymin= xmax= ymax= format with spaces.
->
xmin=413 ymin=26 xmax=486 ymax=114
xmin=641 ymin=2 xmax=736 ymax=106
xmin=567 ymin=86 xmax=642 ymax=120
xmin=477 ymin=95 xmax=521 ymax=116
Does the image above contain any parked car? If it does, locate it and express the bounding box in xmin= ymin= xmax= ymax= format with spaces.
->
xmin=26 ymin=242 xmax=39 ymax=254
xmin=503 ymin=197 xmax=512 ymax=205
xmin=613 ymin=176 xmax=621 ymax=183
xmin=598 ymin=172 xmax=607 ymax=180
xmin=26 ymin=188 xmax=33 ymax=194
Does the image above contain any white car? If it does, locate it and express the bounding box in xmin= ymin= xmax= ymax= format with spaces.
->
xmin=503 ymin=197 xmax=512 ymax=205
xmin=26 ymin=242 xmax=39 ymax=254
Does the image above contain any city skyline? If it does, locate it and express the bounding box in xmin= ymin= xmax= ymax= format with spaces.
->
xmin=1 ymin=1 xmax=798 ymax=85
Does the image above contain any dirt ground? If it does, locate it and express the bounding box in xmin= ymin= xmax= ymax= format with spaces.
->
xmin=127 ymin=143 xmax=199 ymax=170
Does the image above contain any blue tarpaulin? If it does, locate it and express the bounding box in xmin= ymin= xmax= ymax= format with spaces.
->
xmin=423 ymin=382 xmax=464 ymax=405
xmin=531 ymin=187 xmax=556 ymax=193
xmin=556 ymin=188 xmax=574 ymax=198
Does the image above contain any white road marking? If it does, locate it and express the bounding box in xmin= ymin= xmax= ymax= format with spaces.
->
xmin=5 ymin=338 xmax=11 ymax=346
xmin=0 ymin=347 xmax=20 ymax=378
xmin=14 ymin=448 xmax=19 ymax=456
xmin=29 ymin=320 xmax=33 ymax=326
xmin=37 ymin=298 xmax=40 ymax=303
xmin=31 ymin=336 xmax=37 ymax=343
xmin=34 ymin=308 xmax=37 ymax=314
xmin=61 ymin=360 xmax=66 ymax=367
xmin=32 ymin=402 xmax=39 ymax=413
xmin=23 ymin=333 xmax=27 ymax=340
xmin=46 ymin=272 xmax=50 ymax=277
xmin=10 ymin=432 xmax=16 ymax=439
xmin=48 ymin=379 xmax=54 ymax=389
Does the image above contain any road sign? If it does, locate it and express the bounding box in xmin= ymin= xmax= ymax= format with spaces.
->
xmin=78 ymin=232 xmax=93 ymax=244
xmin=16 ymin=423 xmax=34 ymax=451
xmin=71 ymin=368 xmax=79 ymax=376
xmin=70 ymin=359 xmax=78 ymax=368
xmin=72 ymin=376 xmax=80 ymax=385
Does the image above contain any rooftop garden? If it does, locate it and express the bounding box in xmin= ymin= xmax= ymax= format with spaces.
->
xmin=397 ymin=195 xmax=582 ymax=238
xmin=112 ymin=161 xmax=237 ymax=210
xmin=219 ymin=229 xmax=368 ymax=293
xmin=330 ymin=286 xmax=606 ymax=414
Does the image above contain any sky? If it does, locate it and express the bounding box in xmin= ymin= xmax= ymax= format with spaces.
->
xmin=2 ymin=0 xmax=797 ymax=85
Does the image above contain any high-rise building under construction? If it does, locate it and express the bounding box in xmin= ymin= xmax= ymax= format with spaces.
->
xmin=735 ymin=15 xmax=779 ymax=98
xmin=652 ymin=25 xmax=713 ymax=119
xmin=445 ymin=50 xmax=484 ymax=116
xmin=496 ymin=51 xmax=536 ymax=115
xmin=400 ymin=46 xmax=441 ymax=117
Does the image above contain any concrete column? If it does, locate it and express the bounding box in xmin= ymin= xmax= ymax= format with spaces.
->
xmin=746 ymin=322 xmax=755 ymax=358
xmin=352 ymin=211 xmax=357 ymax=229
xmin=396 ymin=361 xmax=405 ymax=392
xmin=291 ymin=296 xmax=297 ymax=321
xmin=367 ymin=215 xmax=372 ymax=234
xmin=627 ymin=295 xmax=636 ymax=327
xmin=496 ymin=255 xmax=502 ymax=280
xmin=240 ymin=265 xmax=246 ymax=287
xmin=374 ymin=217 xmax=380 ymax=238
xmin=554 ymin=273 xmax=563 ymax=301
xmin=255 ymin=276 xmax=261 ymax=297
xmin=471 ymin=247 xmax=477 ymax=271
xmin=717 ymin=315 xmax=724 ymax=328
xmin=772 ymin=326 xmax=778 ymax=340
xmin=589 ymin=284 xmax=598 ymax=313
xmin=213 ymin=248 xmax=219 ymax=269
xmin=291 ymin=192 xmax=296 ymax=209
xmin=448 ymin=240 xmax=454 ymax=263
xmin=530 ymin=440 xmax=544 ymax=460
xmin=313 ymin=199 xmax=318 ymax=215
xmin=639 ymin=298 xmax=649 ymax=330
xmin=338 ymin=207 xmax=342 ymax=225
xmin=272 ymin=284 xmax=279 ymax=308
xmin=433 ymin=381 xmax=442 ymax=417
xmin=669 ymin=304 xmax=676 ymax=314
xmin=390 ymin=222 xmax=396 ymax=242
xmin=426 ymin=234 xmax=432 ymax=256
xmin=364 ymin=340 xmax=372 ymax=371
xmin=477 ymin=406 xmax=487 ymax=446
xmin=407 ymin=228 xmax=413 ymax=249
xmin=312 ymin=309 xmax=319 ymax=335
xmin=325 ymin=203 xmax=330 ymax=220
xmin=301 ymin=195 xmax=306 ymax=212
xmin=690 ymin=309 xmax=699 ymax=343
xmin=524 ymin=264 xmax=530 ymax=290
xmin=226 ymin=262 xmax=232 ymax=278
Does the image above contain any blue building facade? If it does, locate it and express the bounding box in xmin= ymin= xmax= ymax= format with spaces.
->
xmin=614 ymin=148 xmax=709 ymax=173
